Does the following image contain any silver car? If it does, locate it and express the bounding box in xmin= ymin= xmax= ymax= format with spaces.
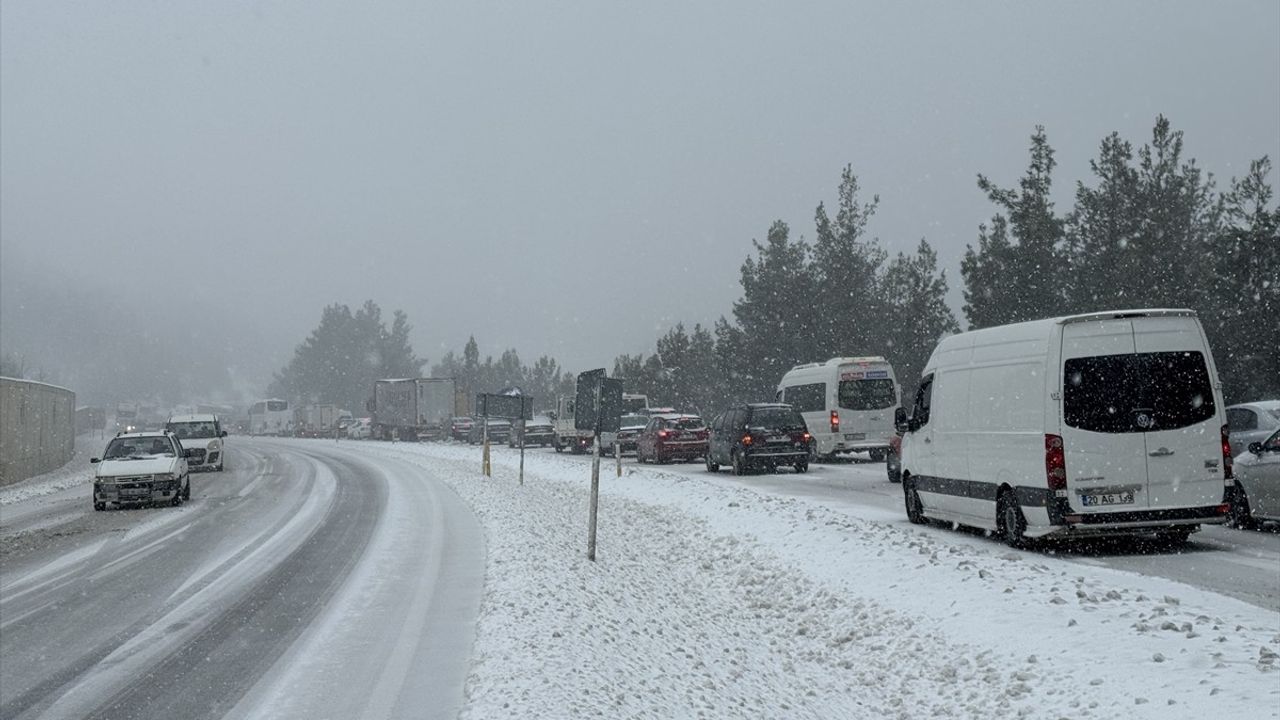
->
xmin=1225 ymin=400 xmax=1280 ymax=458
xmin=1231 ymin=428 xmax=1280 ymax=528
xmin=91 ymin=432 xmax=193 ymax=510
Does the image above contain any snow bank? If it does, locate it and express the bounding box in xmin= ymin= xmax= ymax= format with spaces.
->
xmin=0 ymin=433 xmax=100 ymax=506
xmin=347 ymin=442 xmax=1280 ymax=719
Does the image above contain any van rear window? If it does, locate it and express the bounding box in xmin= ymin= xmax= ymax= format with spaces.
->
xmin=783 ymin=383 xmax=825 ymax=413
xmin=1063 ymin=351 xmax=1215 ymax=433
xmin=838 ymin=379 xmax=896 ymax=411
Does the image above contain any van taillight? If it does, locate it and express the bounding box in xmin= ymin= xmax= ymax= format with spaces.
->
xmin=1045 ymin=434 xmax=1067 ymax=492
xmin=1221 ymin=424 xmax=1234 ymax=482
xmin=830 ymin=410 xmax=840 ymax=433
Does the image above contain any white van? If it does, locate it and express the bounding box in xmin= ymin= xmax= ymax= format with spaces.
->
xmin=777 ymin=357 xmax=900 ymax=460
xmin=897 ymin=309 xmax=1233 ymax=545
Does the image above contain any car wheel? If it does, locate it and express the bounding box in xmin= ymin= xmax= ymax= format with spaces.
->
xmin=182 ymin=478 xmax=191 ymax=502
xmin=705 ymin=454 xmax=720 ymax=472
xmin=904 ymin=477 xmax=925 ymax=524
xmin=94 ymin=501 xmax=106 ymax=511
xmin=869 ymin=448 xmax=887 ymax=462
xmin=997 ymin=488 xmax=1026 ymax=548
xmin=217 ymin=462 xmax=225 ymax=472
xmin=171 ymin=490 xmax=183 ymax=507
xmin=554 ymin=440 xmax=564 ymax=453
xmin=795 ymin=460 xmax=808 ymax=473
xmin=1230 ymin=487 xmax=1257 ymax=530
xmin=887 ymin=460 xmax=901 ymax=484
xmin=731 ymin=450 xmax=745 ymax=476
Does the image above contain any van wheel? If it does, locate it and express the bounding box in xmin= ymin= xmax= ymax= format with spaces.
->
xmin=94 ymin=501 xmax=106 ymax=511
xmin=997 ymin=489 xmax=1026 ymax=548
xmin=705 ymin=455 xmax=720 ymax=472
xmin=869 ymin=449 xmax=886 ymax=462
xmin=794 ymin=460 xmax=808 ymax=474
xmin=731 ymin=450 xmax=745 ymax=476
xmin=904 ymin=478 xmax=925 ymax=524
xmin=1230 ymin=487 xmax=1257 ymax=530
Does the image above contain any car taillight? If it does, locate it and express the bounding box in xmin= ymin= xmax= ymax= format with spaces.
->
xmin=830 ymin=411 xmax=839 ymax=433
xmin=1045 ymin=434 xmax=1066 ymax=493
xmin=658 ymin=430 xmax=669 ymax=439
xmin=742 ymin=434 xmax=753 ymax=446
xmin=1221 ymin=424 xmax=1234 ymax=482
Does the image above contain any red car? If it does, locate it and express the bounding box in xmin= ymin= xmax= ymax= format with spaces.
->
xmin=636 ymin=413 xmax=709 ymax=463
xmin=450 ymin=416 xmax=474 ymax=442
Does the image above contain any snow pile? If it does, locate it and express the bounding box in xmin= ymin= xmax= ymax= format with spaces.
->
xmin=351 ymin=442 xmax=1280 ymax=719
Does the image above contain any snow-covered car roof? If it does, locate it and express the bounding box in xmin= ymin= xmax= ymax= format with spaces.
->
xmin=167 ymin=413 xmax=218 ymax=423
xmin=112 ymin=431 xmax=174 ymax=439
xmin=652 ymin=413 xmax=702 ymax=420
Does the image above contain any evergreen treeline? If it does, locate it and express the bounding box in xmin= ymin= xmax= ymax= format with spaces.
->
xmin=275 ymin=115 xmax=1276 ymax=415
xmin=270 ymin=301 xmax=425 ymax=413
xmin=963 ymin=117 xmax=1278 ymax=402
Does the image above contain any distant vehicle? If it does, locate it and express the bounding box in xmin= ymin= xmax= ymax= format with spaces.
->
xmin=636 ymin=413 xmax=708 ymax=464
xmin=602 ymin=414 xmax=649 ymax=455
xmin=114 ymin=402 xmax=140 ymax=434
xmin=706 ymin=403 xmax=810 ymax=475
xmin=777 ymin=357 xmax=900 ymax=461
xmin=1231 ymin=428 xmax=1280 ymax=529
xmin=294 ymin=403 xmax=342 ymax=438
xmin=897 ymin=309 xmax=1232 ymax=546
xmin=371 ymin=377 xmax=457 ymax=441
xmin=1225 ymin=400 xmax=1280 ymax=459
xmin=552 ymin=396 xmax=594 ymax=454
xmin=165 ymin=413 xmax=227 ymax=471
xmin=621 ymin=393 xmax=649 ymax=414
xmin=450 ymin=416 xmax=474 ymax=442
xmin=249 ymin=399 xmax=292 ymax=436
xmin=346 ymin=417 xmax=373 ymax=440
xmin=886 ymin=431 xmax=903 ymax=483
xmin=90 ymin=432 xmax=192 ymax=510
xmin=335 ymin=411 xmax=355 ymax=435
xmin=468 ymin=417 xmax=512 ymax=445
xmin=601 ymin=395 xmax=651 ymax=451
xmin=510 ymin=416 xmax=555 ymax=448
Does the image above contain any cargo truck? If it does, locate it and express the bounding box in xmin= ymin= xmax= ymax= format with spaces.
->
xmin=371 ymin=377 xmax=457 ymax=441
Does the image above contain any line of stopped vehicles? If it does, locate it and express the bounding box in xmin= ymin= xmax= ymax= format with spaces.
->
xmin=94 ymin=309 xmax=1280 ymax=546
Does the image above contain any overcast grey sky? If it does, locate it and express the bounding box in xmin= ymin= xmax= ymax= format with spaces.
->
xmin=3 ymin=1 xmax=1278 ymax=381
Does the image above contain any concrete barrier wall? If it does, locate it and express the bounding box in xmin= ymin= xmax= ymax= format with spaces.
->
xmin=0 ymin=377 xmax=76 ymax=486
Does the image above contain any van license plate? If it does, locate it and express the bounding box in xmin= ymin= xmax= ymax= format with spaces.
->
xmin=1080 ymin=492 xmax=1134 ymax=507
xmin=844 ymin=433 xmax=865 ymax=441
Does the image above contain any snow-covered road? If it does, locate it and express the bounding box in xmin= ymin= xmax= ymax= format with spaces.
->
xmin=0 ymin=440 xmax=483 ymax=720
xmin=2 ymin=437 xmax=1277 ymax=719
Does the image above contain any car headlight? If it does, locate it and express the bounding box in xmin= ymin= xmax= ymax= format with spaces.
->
xmin=152 ymin=473 xmax=174 ymax=482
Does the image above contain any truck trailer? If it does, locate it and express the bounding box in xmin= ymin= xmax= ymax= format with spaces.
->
xmin=372 ymin=378 xmax=458 ymax=441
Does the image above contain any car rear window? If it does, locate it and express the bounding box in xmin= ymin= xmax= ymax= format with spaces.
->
xmin=671 ymin=417 xmax=705 ymax=430
xmin=838 ymin=379 xmax=896 ymax=411
xmin=1064 ymin=351 xmax=1215 ymax=433
xmin=749 ymin=407 xmax=806 ymax=430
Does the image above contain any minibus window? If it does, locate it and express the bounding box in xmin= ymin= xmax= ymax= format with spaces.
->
xmin=783 ymin=383 xmax=825 ymax=413
xmin=838 ymin=379 xmax=896 ymax=411
xmin=1064 ymin=351 xmax=1215 ymax=433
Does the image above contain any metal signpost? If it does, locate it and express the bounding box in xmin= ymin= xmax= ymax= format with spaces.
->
xmin=475 ymin=392 xmax=533 ymax=480
xmin=578 ymin=371 xmax=623 ymax=562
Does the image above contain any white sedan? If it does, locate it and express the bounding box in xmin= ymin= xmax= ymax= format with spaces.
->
xmin=1231 ymin=428 xmax=1280 ymax=528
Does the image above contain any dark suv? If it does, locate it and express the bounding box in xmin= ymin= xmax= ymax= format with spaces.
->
xmin=707 ymin=403 xmax=811 ymax=475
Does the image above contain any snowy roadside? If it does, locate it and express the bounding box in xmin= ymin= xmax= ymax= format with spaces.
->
xmin=0 ymin=433 xmax=100 ymax=507
xmin=341 ymin=441 xmax=1279 ymax=719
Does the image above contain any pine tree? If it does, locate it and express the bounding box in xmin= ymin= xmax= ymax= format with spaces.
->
xmin=962 ymin=126 xmax=1066 ymax=328
xmin=811 ymin=166 xmax=885 ymax=357
xmin=1064 ymin=132 xmax=1142 ymax=312
xmin=882 ymin=239 xmax=960 ymax=390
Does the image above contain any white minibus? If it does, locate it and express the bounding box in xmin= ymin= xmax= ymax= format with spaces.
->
xmin=777 ymin=356 xmax=900 ymax=461
xmin=897 ymin=309 xmax=1233 ymax=545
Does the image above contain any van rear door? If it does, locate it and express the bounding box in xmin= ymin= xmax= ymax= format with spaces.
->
xmin=1131 ymin=317 xmax=1225 ymax=510
xmin=836 ymin=364 xmax=898 ymax=450
xmin=1060 ymin=319 xmax=1151 ymax=513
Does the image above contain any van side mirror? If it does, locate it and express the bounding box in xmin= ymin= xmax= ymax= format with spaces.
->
xmin=894 ymin=407 xmax=909 ymax=434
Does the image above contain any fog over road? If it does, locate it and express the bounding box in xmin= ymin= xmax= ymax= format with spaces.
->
xmin=0 ymin=440 xmax=484 ymax=720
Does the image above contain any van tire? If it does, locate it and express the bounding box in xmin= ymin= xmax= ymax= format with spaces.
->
xmin=997 ymin=489 xmax=1026 ymax=548
xmin=794 ymin=460 xmax=808 ymax=474
xmin=706 ymin=456 xmax=720 ymax=472
xmin=1230 ymin=487 xmax=1257 ymax=530
xmin=1156 ymin=527 xmax=1194 ymax=545
xmin=731 ymin=450 xmax=745 ymax=476
xmin=94 ymin=501 xmax=106 ymax=511
xmin=869 ymin=449 xmax=886 ymax=462
xmin=904 ymin=477 xmax=925 ymax=524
